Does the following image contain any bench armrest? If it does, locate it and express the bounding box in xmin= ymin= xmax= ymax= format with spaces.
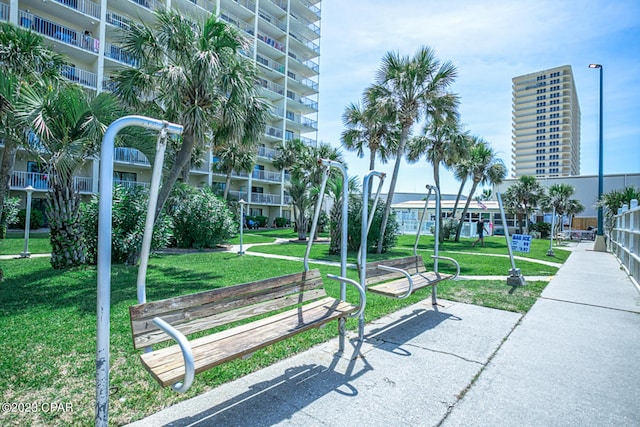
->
xmin=326 ymin=274 xmax=366 ymax=319
xmin=431 ymin=255 xmax=460 ymax=280
xmin=152 ymin=317 xmax=195 ymax=393
xmin=378 ymin=264 xmax=414 ymax=299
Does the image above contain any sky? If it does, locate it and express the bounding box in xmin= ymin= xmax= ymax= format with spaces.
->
xmin=314 ymin=0 xmax=640 ymax=196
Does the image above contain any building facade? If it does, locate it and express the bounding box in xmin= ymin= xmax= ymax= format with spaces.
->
xmin=511 ymin=65 xmax=580 ymax=178
xmin=2 ymin=0 xmax=321 ymax=224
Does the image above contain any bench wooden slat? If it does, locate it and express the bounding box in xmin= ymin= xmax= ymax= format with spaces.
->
xmin=368 ymin=272 xmax=453 ymax=298
xmin=140 ymin=297 xmax=358 ymax=387
xmin=130 ymin=270 xmax=325 ymax=349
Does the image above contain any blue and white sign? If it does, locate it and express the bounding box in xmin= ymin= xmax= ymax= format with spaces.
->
xmin=511 ymin=234 xmax=532 ymax=253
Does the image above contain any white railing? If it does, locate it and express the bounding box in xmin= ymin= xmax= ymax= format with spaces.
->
xmin=105 ymin=42 xmax=139 ymax=67
xmin=54 ymin=0 xmax=101 ymax=19
xmin=250 ymin=192 xmax=281 ymax=205
xmin=10 ymin=171 xmax=93 ymax=193
xmin=19 ymin=10 xmax=100 ymax=53
xmin=62 ymin=65 xmax=98 ymax=89
xmin=252 ymin=169 xmax=281 ymax=182
xmin=114 ymin=147 xmax=150 ymax=165
xmin=0 ymin=2 xmax=9 ymax=21
xmin=113 ymin=179 xmax=149 ymax=189
xmin=257 ymin=146 xmax=278 ymax=159
xmin=610 ymin=199 xmax=639 ymax=284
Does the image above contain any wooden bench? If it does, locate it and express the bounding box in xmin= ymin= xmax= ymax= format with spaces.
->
xmin=360 ymin=255 xmax=459 ymax=301
xmin=129 ymin=269 xmax=364 ymax=391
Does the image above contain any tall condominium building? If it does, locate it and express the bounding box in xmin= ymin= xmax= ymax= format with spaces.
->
xmin=2 ymin=0 xmax=321 ymax=223
xmin=511 ymin=65 xmax=580 ymax=178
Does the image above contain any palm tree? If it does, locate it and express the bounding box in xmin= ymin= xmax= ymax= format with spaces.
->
xmin=371 ymin=46 xmax=458 ymax=253
xmin=273 ymin=139 xmax=343 ymax=240
xmin=0 ymin=23 xmax=65 ymax=237
xmin=114 ymin=10 xmax=262 ymax=219
xmin=453 ymin=140 xmax=507 ymax=241
xmin=341 ymin=86 xmax=397 ymax=193
xmin=213 ymin=139 xmax=256 ymax=200
xmin=598 ymin=186 xmax=640 ymax=233
xmin=502 ymin=175 xmax=545 ymax=234
xmin=15 ymin=83 xmax=122 ymax=268
xmin=327 ymin=175 xmax=359 ymax=255
xmin=540 ymin=183 xmax=578 ymax=237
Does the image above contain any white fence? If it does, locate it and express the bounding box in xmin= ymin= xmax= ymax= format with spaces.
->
xmin=609 ymin=199 xmax=639 ymax=284
xmin=396 ymin=219 xmax=478 ymax=239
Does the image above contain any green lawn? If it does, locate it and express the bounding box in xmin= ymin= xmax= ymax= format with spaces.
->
xmin=0 ymin=230 xmax=566 ymax=425
xmin=0 ymin=231 xmax=52 ymax=255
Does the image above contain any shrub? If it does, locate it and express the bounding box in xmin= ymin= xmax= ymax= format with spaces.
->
xmin=246 ymin=215 xmax=268 ymax=228
xmin=344 ymin=197 xmax=398 ymax=254
xmin=1 ymin=197 xmax=20 ymax=237
xmin=80 ymin=185 xmax=172 ymax=265
xmin=166 ymin=184 xmax=236 ymax=249
xmin=17 ymin=207 xmax=44 ymax=230
xmin=530 ymin=221 xmax=551 ymax=238
xmin=274 ymin=217 xmax=288 ymax=227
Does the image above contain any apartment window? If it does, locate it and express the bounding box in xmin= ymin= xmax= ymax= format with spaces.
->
xmin=550 ymin=140 xmax=559 ymax=146
xmin=536 ymin=122 xmax=546 ymax=127
xmin=536 ymin=155 xmax=546 ymax=161
xmin=550 ymin=127 xmax=560 ymax=132
xmin=536 ymin=149 xmax=546 ymax=154
xmin=536 ymin=75 xmax=547 ymax=81
xmin=536 ymin=102 xmax=546 ymax=107
xmin=251 ymin=186 xmax=264 ymax=194
xmin=550 ymin=93 xmax=560 ymax=99
xmin=287 ymin=71 xmax=296 ymax=80
xmin=536 ymin=162 xmax=545 ymax=168
xmin=285 ymin=130 xmax=294 ymax=141
xmin=550 ymin=168 xmax=559 ymax=173
xmin=550 ymin=161 xmax=559 ymax=167
xmin=550 ymin=147 xmax=559 ymax=153
xmin=536 ymin=88 xmax=546 ymax=94
xmin=536 ymin=108 xmax=546 ymax=114
xmin=536 ymin=95 xmax=546 ymax=100
xmin=536 ymin=129 xmax=546 ymax=134
xmin=249 ymin=208 xmax=263 ymax=216
xmin=536 ymin=169 xmax=545 ymax=174
xmin=550 ymin=100 xmax=560 ymax=105
xmin=536 ymin=136 xmax=546 ymax=141
xmin=536 ymin=142 xmax=546 ymax=147
xmin=550 ymin=154 xmax=559 ymax=160
xmin=114 ymin=171 xmax=136 ymax=182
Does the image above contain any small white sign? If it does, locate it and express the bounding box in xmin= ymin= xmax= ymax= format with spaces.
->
xmin=511 ymin=234 xmax=532 ymax=253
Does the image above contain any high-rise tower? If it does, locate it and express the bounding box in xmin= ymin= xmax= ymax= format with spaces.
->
xmin=511 ymin=65 xmax=580 ymax=178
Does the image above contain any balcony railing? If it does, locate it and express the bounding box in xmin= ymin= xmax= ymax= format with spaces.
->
xmin=252 ymin=169 xmax=281 ymax=182
xmin=0 ymin=2 xmax=8 ymax=22
xmin=256 ymin=54 xmax=285 ymax=74
xmin=61 ymin=65 xmax=98 ymax=89
xmin=114 ymin=179 xmax=149 ymax=189
xmin=129 ymin=0 xmax=164 ymax=12
xmin=265 ymin=125 xmax=283 ymax=139
xmin=19 ymin=10 xmax=100 ymax=53
xmin=257 ymin=78 xmax=285 ymax=96
xmin=257 ymin=146 xmax=279 ymax=159
xmin=114 ymin=147 xmax=150 ymax=165
xmin=105 ymin=42 xmax=139 ymax=67
xmin=250 ymin=192 xmax=281 ymax=205
xmin=54 ymin=0 xmax=101 ymax=19
xmin=10 ymin=171 xmax=93 ymax=193
xmin=106 ymin=10 xmax=133 ymax=30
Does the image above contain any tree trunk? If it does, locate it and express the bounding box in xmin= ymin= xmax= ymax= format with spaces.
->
xmin=433 ymin=161 xmax=445 ymax=243
xmin=155 ymin=132 xmax=196 ymax=221
xmin=367 ymin=147 xmax=377 ymax=196
xmin=223 ymin=173 xmax=232 ymax=200
xmin=48 ymin=177 xmax=86 ymax=269
xmin=454 ymin=180 xmax=479 ymax=241
xmin=0 ymin=141 xmax=18 ymax=239
xmin=377 ymin=126 xmax=409 ymax=254
xmin=451 ymin=178 xmax=466 ymax=219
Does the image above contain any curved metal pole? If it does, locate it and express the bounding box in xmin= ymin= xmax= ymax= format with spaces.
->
xmin=137 ymin=126 xmax=169 ymax=304
xmin=96 ymin=116 xmax=182 ymax=427
xmin=358 ymin=170 xmax=385 ymax=338
xmin=152 ymin=317 xmax=195 ymax=393
xmin=304 ymin=162 xmax=330 ymax=272
xmin=413 ymin=186 xmax=433 ymax=256
xmin=357 ymin=171 xmax=386 ymax=267
xmin=427 ymin=184 xmax=441 ymax=305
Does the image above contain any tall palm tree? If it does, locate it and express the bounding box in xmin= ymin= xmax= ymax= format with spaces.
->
xmin=502 ymin=175 xmax=545 ymax=234
xmin=371 ymin=45 xmax=458 ymax=253
xmin=15 ymin=83 xmax=122 ymax=268
xmin=0 ymin=23 xmax=65 ymax=237
xmin=341 ymin=85 xmax=397 ymax=193
xmin=114 ymin=10 xmax=262 ymax=219
xmin=213 ymin=139 xmax=256 ymax=200
xmin=273 ymin=139 xmax=343 ymax=240
xmin=453 ymin=140 xmax=507 ymax=241
xmin=540 ymin=183 xmax=577 ymax=236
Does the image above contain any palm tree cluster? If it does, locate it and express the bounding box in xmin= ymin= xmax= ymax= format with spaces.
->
xmin=341 ymin=45 xmax=507 ymax=247
xmin=0 ymin=11 xmax=269 ymax=268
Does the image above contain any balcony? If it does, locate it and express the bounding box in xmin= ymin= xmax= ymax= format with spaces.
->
xmin=61 ymin=65 xmax=98 ymax=90
xmin=0 ymin=2 xmax=8 ymax=22
xmin=250 ymin=192 xmax=281 ymax=205
xmin=252 ymin=169 xmax=281 ymax=182
xmin=257 ymin=146 xmax=279 ymax=160
xmin=53 ymin=0 xmax=101 ymax=19
xmin=114 ymin=179 xmax=149 ymax=189
xmin=114 ymin=148 xmax=150 ymax=165
xmin=18 ymin=10 xmax=100 ymax=54
xmin=10 ymin=171 xmax=93 ymax=193
xmin=265 ymin=125 xmax=283 ymax=140
xmin=105 ymin=42 xmax=139 ymax=67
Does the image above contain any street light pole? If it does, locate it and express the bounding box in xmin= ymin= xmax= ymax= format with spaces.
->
xmin=20 ymin=185 xmax=35 ymax=258
xmin=589 ymin=63 xmax=606 ymax=251
xmin=238 ymin=199 xmax=246 ymax=255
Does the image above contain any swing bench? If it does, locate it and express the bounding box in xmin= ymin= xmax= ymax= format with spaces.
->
xmin=129 ymin=268 xmax=361 ymax=389
xmin=129 ymin=156 xmax=364 ymax=391
xmin=357 ymin=181 xmax=460 ymax=304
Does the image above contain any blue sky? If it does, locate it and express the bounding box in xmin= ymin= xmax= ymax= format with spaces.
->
xmin=315 ymin=0 xmax=640 ymax=196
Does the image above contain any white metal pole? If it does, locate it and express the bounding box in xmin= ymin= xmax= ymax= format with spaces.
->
xmin=96 ymin=116 xmax=182 ymax=427
xmin=20 ymin=186 xmax=34 ymax=258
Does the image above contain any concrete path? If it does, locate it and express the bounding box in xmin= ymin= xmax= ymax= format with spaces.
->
xmin=126 ymin=241 xmax=640 ymax=426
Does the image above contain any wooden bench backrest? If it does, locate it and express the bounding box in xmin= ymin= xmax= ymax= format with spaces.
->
xmin=360 ymin=256 xmax=426 ymax=286
xmin=130 ymin=269 xmax=325 ymax=350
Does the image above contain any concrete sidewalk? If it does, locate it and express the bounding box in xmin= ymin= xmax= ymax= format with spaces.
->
xmin=127 ymin=241 xmax=640 ymax=426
